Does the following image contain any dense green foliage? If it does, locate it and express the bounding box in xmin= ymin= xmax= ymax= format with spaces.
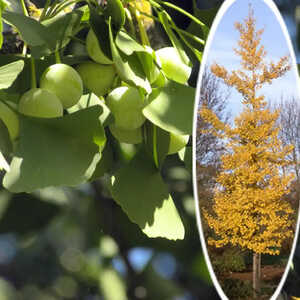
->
xmin=0 ymin=0 xmax=213 ymax=240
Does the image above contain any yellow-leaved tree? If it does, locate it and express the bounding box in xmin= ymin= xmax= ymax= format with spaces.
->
xmin=199 ymin=7 xmax=295 ymax=297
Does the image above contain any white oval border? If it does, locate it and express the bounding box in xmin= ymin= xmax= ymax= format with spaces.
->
xmin=192 ymin=0 xmax=300 ymax=299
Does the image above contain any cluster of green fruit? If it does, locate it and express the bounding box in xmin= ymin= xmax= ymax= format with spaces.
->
xmin=0 ymin=61 xmax=83 ymax=141
xmin=76 ymin=29 xmax=191 ymax=148
xmin=0 ymin=28 xmax=191 ymax=151
xmin=0 ymin=0 xmax=201 ymax=240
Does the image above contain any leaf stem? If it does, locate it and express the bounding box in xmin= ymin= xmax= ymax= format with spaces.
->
xmin=55 ymin=50 xmax=62 ymax=64
xmin=20 ymin=0 xmax=29 ymax=16
xmin=137 ymin=10 xmax=204 ymax=45
xmin=50 ymin=0 xmax=86 ymax=18
xmin=124 ymin=8 xmax=136 ymax=38
xmin=45 ymin=0 xmax=60 ymax=18
xmin=166 ymin=12 xmax=203 ymax=61
xmin=86 ymin=92 xmax=92 ymax=108
xmin=39 ymin=0 xmax=51 ymax=21
xmin=0 ymin=98 xmax=19 ymax=114
xmin=70 ymin=35 xmax=86 ymax=45
xmin=150 ymin=0 xmax=206 ymax=28
xmin=22 ymin=44 xmax=27 ymax=56
xmin=192 ymin=0 xmax=197 ymax=11
xmin=153 ymin=125 xmax=158 ymax=168
xmin=30 ymin=57 xmax=37 ymax=89
xmin=131 ymin=3 xmax=150 ymax=46
xmin=19 ymin=0 xmax=29 ymax=57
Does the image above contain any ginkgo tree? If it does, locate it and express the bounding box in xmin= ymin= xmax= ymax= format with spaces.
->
xmin=200 ymin=7 xmax=296 ymax=297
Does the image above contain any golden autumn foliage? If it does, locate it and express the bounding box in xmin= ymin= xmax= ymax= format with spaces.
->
xmin=200 ymin=8 xmax=295 ymax=255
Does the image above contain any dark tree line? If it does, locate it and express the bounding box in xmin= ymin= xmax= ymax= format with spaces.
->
xmin=196 ymin=67 xmax=230 ymax=167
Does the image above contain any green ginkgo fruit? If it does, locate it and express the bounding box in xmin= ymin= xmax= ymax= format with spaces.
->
xmin=40 ymin=64 xmax=83 ymax=109
xmin=106 ymin=86 xmax=145 ymax=130
xmin=76 ymin=61 xmax=116 ymax=97
xmin=19 ymin=88 xmax=63 ymax=118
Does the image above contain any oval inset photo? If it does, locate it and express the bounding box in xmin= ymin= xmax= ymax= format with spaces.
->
xmin=194 ymin=0 xmax=300 ymax=299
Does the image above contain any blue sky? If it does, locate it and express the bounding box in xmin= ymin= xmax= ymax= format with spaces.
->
xmin=204 ymin=0 xmax=300 ymax=118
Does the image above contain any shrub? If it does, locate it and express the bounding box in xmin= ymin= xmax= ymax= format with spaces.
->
xmin=212 ymin=249 xmax=246 ymax=275
xmin=221 ymin=278 xmax=252 ymax=299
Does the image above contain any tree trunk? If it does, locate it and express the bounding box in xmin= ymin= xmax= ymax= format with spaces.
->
xmin=253 ymin=252 xmax=261 ymax=298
